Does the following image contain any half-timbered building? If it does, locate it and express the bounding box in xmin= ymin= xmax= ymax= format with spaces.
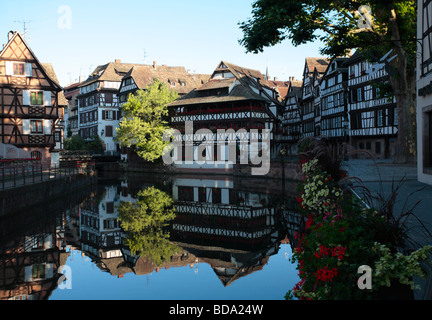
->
xmin=280 ymin=80 xmax=303 ymax=154
xmin=319 ymin=57 xmax=349 ymax=156
xmin=63 ymin=80 xmax=82 ymax=137
xmin=345 ymin=51 xmax=398 ymax=159
xmin=0 ymin=31 xmax=66 ymax=166
xmin=299 ymin=58 xmax=330 ymax=139
xmin=168 ymin=61 xmax=282 ymax=173
xmin=417 ymin=0 xmax=432 ymax=185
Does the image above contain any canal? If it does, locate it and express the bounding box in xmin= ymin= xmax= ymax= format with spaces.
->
xmin=0 ymin=170 xmax=302 ymax=300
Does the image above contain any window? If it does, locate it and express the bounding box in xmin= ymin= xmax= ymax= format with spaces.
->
xmin=198 ymin=187 xmax=206 ymax=202
xmin=104 ymin=110 xmax=113 ymax=120
xmin=212 ymin=188 xmax=221 ymax=204
xmin=178 ymin=186 xmax=194 ymax=201
xmin=31 ymin=91 xmax=43 ymax=105
xmin=54 ymin=131 xmax=61 ymax=142
xmin=13 ymin=63 xmax=25 ymax=76
xmin=357 ymin=88 xmax=362 ymax=102
xmin=106 ymin=202 xmax=114 ymax=213
xmin=31 ymin=151 xmax=42 ymax=159
xmin=105 ymin=93 xmax=113 ymax=104
xmin=377 ymin=109 xmax=384 ymax=127
xmin=32 ymin=264 xmax=46 ymax=280
xmin=105 ymin=125 xmax=113 ymax=137
xmin=351 ymin=113 xmax=362 ymax=130
xmin=30 ymin=120 xmax=43 ymax=134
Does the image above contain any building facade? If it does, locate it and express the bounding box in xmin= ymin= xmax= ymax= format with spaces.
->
xmin=63 ymin=81 xmax=82 ymax=137
xmin=168 ymin=61 xmax=282 ymax=173
xmin=345 ymin=52 xmax=398 ymax=159
xmin=417 ymin=0 xmax=432 ymax=185
xmin=280 ymin=80 xmax=303 ymax=154
xmin=299 ymin=58 xmax=330 ymax=140
xmin=0 ymin=31 xmax=66 ymax=166
xmin=319 ymin=57 xmax=349 ymax=156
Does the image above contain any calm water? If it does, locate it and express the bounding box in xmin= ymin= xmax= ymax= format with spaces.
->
xmin=0 ymin=171 xmax=302 ymax=300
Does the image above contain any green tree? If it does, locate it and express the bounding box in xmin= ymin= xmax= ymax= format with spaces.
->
xmin=86 ymin=135 xmax=104 ymax=154
xmin=116 ymin=79 xmax=178 ymax=162
xmin=239 ymin=0 xmax=417 ymax=163
xmin=64 ymin=134 xmax=86 ymax=150
xmin=117 ymin=186 xmax=179 ymax=266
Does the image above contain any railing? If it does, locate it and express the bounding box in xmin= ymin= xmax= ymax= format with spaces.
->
xmin=0 ymin=160 xmax=95 ymax=190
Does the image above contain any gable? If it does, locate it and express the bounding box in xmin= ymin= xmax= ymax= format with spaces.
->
xmin=0 ymin=31 xmax=62 ymax=90
xmin=0 ymin=32 xmax=34 ymax=61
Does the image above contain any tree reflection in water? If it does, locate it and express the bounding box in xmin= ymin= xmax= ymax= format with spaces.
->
xmin=117 ymin=186 xmax=180 ymax=266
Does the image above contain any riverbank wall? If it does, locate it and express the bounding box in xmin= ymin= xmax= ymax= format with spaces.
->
xmin=0 ymin=171 xmax=97 ymax=216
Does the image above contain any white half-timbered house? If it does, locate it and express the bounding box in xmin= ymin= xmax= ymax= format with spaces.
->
xmin=345 ymin=52 xmax=398 ymax=159
xmin=77 ymin=60 xmax=131 ymax=154
xmin=280 ymin=80 xmax=303 ymax=154
xmin=300 ymin=58 xmax=330 ymax=139
xmin=319 ymin=57 xmax=349 ymax=155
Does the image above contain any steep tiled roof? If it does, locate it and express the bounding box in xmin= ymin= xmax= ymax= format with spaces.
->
xmin=125 ymin=65 xmax=210 ymax=95
xmin=169 ymin=83 xmax=267 ymax=107
xmin=41 ymin=63 xmax=68 ymax=106
xmin=305 ymin=57 xmax=330 ymax=74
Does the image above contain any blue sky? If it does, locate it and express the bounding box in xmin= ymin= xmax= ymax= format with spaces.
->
xmin=0 ymin=0 xmax=324 ymax=87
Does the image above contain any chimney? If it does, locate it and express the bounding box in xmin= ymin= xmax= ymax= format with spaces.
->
xmin=153 ymin=61 xmax=157 ymax=70
xmin=115 ymin=59 xmax=121 ymax=63
xmin=7 ymin=31 xmax=15 ymax=41
xmin=274 ymin=77 xmax=278 ymax=81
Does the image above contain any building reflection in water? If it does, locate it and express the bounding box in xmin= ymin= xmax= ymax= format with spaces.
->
xmin=0 ymin=173 xmax=303 ymax=299
xmin=0 ymin=185 xmax=94 ymax=300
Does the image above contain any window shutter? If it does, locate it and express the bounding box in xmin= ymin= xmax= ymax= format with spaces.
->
xmin=5 ymin=61 xmax=13 ymax=75
xmin=22 ymin=120 xmax=30 ymax=134
xmin=43 ymin=120 xmax=51 ymax=134
xmin=117 ymin=111 xmax=122 ymax=120
xmin=102 ymin=111 xmax=106 ymax=120
xmin=23 ymin=90 xmax=30 ymax=105
xmin=113 ymin=111 xmax=117 ymax=120
xmin=25 ymin=63 xmax=32 ymax=77
xmin=43 ymin=91 xmax=52 ymax=106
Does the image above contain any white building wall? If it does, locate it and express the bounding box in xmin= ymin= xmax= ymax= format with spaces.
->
xmin=417 ymin=0 xmax=432 ymax=185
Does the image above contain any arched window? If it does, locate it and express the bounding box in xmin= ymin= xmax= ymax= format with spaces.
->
xmin=31 ymin=151 xmax=42 ymax=159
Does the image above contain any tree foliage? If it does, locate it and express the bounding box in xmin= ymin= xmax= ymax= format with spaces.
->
xmin=239 ymin=0 xmax=417 ymax=163
xmin=117 ymin=186 xmax=179 ymax=266
xmin=64 ymin=134 xmax=104 ymax=153
xmin=116 ymin=79 xmax=178 ymax=162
